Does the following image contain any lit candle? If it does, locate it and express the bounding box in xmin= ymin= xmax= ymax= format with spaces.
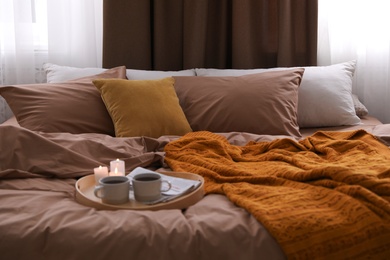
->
xmin=110 ymin=159 xmax=125 ymax=176
xmin=109 ymin=167 xmax=122 ymax=176
xmin=94 ymin=165 xmax=108 ymax=184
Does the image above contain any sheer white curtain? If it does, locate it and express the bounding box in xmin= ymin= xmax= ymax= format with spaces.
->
xmin=1 ymin=0 xmax=39 ymax=85
xmin=318 ymin=0 xmax=390 ymax=123
xmin=46 ymin=0 xmax=103 ymax=68
xmin=0 ymin=0 xmax=102 ymax=122
xmin=0 ymin=0 xmax=103 ymax=85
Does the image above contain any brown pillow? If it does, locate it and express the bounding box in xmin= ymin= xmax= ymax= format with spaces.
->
xmin=173 ymin=69 xmax=305 ymax=138
xmin=93 ymin=77 xmax=192 ymax=138
xmin=0 ymin=66 xmax=127 ymax=135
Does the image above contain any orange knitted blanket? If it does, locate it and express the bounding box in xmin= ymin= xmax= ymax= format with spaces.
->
xmin=164 ymin=130 xmax=390 ymax=259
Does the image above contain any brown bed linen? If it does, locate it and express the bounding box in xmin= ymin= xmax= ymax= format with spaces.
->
xmin=0 ymin=125 xmax=285 ymax=260
xmin=2 ymin=123 xmax=390 ymax=259
xmin=1 ymin=116 xmax=18 ymax=126
xmin=2 ymin=115 xmax=382 ymax=136
xmin=0 ymin=180 xmax=284 ymax=260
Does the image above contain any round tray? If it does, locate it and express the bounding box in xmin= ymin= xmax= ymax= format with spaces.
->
xmin=75 ymin=171 xmax=204 ymax=210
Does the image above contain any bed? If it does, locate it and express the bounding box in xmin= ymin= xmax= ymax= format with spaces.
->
xmin=1 ymin=2 xmax=390 ymax=260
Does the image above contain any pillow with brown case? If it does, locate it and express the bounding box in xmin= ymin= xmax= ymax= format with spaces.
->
xmin=0 ymin=66 xmax=127 ymax=135
xmin=173 ymin=69 xmax=305 ymax=138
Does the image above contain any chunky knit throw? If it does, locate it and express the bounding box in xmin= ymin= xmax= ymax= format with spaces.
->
xmin=164 ymin=130 xmax=390 ymax=259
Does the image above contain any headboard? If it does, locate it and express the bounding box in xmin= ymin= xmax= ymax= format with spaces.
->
xmin=102 ymin=0 xmax=318 ymax=70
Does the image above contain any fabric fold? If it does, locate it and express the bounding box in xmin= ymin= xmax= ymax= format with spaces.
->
xmin=0 ymin=125 xmax=166 ymax=179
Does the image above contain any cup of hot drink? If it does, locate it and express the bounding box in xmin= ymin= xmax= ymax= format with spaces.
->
xmin=132 ymin=172 xmax=172 ymax=202
xmin=94 ymin=176 xmax=130 ymax=204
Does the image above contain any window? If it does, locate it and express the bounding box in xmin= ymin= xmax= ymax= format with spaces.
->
xmin=32 ymin=0 xmax=48 ymax=51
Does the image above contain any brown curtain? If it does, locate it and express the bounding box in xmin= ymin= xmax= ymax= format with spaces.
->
xmin=103 ymin=0 xmax=318 ymax=70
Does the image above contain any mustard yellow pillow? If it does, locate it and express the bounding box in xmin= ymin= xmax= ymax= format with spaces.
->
xmin=93 ymin=77 xmax=192 ymax=138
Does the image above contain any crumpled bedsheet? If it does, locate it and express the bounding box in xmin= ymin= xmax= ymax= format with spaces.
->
xmin=0 ymin=125 xmax=285 ymax=260
xmin=1 ymin=124 xmax=390 ymax=259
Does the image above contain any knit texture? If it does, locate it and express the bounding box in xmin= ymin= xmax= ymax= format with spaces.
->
xmin=164 ymin=130 xmax=390 ymax=259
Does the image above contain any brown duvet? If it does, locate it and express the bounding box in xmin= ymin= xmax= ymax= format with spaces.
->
xmin=0 ymin=125 xmax=284 ymax=260
xmin=1 ymin=124 xmax=390 ymax=259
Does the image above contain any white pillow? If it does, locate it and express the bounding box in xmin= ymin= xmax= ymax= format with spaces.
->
xmin=196 ymin=68 xmax=270 ymax=77
xmin=126 ymin=69 xmax=195 ymax=80
xmin=44 ymin=63 xmax=196 ymax=83
xmin=298 ymin=61 xmax=360 ymax=127
xmin=44 ymin=63 xmax=108 ymax=83
xmin=352 ymin=94 xmax=369 ymax=118
xmin=196 ymin=61 xmax=361 ymax=128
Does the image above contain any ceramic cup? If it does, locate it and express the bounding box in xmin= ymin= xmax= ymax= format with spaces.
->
xmin=94 ymin=176 xmax=130 ymax=204
xmin=132 ymin=173 xmax=172 ymax=202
